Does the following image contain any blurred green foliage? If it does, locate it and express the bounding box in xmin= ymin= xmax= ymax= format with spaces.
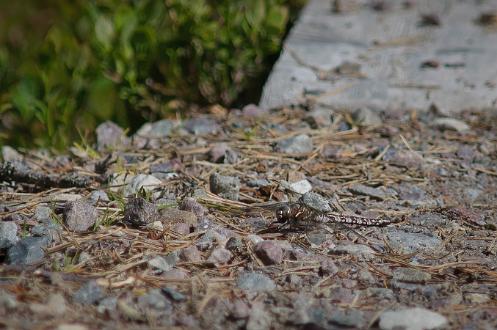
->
xmin=0 ymin=0 xmax=305 ymax=149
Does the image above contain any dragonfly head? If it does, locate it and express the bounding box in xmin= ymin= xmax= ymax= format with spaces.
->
xmin=275 ymin=204 xmax=291 ymax=222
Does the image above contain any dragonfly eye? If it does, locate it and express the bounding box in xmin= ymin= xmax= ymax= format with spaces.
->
xmin=275 ymin=205 xmax=291 ymax=222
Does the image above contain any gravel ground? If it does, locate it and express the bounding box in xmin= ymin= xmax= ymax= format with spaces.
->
xmin=1 ymin=105 xmax=497 ymax=329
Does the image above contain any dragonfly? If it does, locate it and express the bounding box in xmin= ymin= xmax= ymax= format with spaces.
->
xmin=250 ymin=192 xmax=394 ymax=232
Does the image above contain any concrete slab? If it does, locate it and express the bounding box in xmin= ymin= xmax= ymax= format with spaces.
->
xmin=260 ymin=0 xmax=497 ymax=113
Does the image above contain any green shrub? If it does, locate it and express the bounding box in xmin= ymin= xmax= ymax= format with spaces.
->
xmin=0 ymin=0 xmax=305 ymax=149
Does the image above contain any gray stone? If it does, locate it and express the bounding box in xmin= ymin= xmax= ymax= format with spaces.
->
xmin=225 ymin=236 xmax=244 ymax=254
xmin=386 ymin=230 xmax=442 ymax=254
xmin=135 ymin=119 xmax=176 ymax=139
xmin=246 ymin=178 xmax=271 ymax=187
xmin=364 ymin=287 xmax=395 ymax=300
xmin=183 ymin=117 xmax=220 ymax=135
xmin=148 ymin=253 xmax=178 ymax=273
xmin=97 ymin=296 xmax=117 ymax=314
xmin=236 ymin=272 xmax=276 ymax=292
xmin=123 ymin=197 xmax=159 ymax=227
xmin=0 ymin=289 xmax=18 ymax=309
xmin=31 ymin=222 xmax=62 ymax=244
xmin=34 ymin=205 xmax=52 ymax=223
xmin=89 ymin=190 xmax=110 ymax=204
xmin=396 ymin=184 xmax=427 ymax=201
xmin=95 ymin=121 xmax=128 ymax=151
xmin=179 ymin=246 xmax=202 ymax=262
xmin=383 ymin=148 xmax=423 ymax=168
xmin=329 ymin=309 xmax=365 ymax=328
xmin=432 ymin=117 xmax=470 ymax=132
xmin=8 ymin=236 xmax=49 ymax=265
xmin=161 ymin=269 xmax=188 ymax=280
xmin=207 ymin=248 xmax=233 ymax=264
xmin=464 ymin=188 xmax=482 ymax=203
xmin=0 ymin=222 xmax=18 ymax=249
xmin=392 ymin=267 xmax=432 ymax=283
xmin=246 ymin=302 xmax=272 ymax=330
xmin=379 ymin=307 xmax=448 ymax=330
xmin=159 ymin=208 xmax=197 ymax=227
xmin=73 ymin=281 xmax=104 ymax=305
xmin=275 ymin=134 xmax=314 ymax=154
xmin=288 ymin=179 xmax=313 ymax=194
xmin=305 ymin=107 xmax=333 ymax=128
xmin=300 ymin=191 xmax=332 ymax=213
xmin=209 ymin=143 xmax=238 ymax=164
xmin=254 ymin=241 xmax=284 ymax=265
xmin=124 ymin=174 xmax=162 ymax=197
xmin=64 ymin=199 xmax=98 ymax=232
xmin=465 ymin=293 xmax=491 ymax=304
xmin=180 ymin=197 xmax=207 ymax=217
xmin=349 ymin=184 xmax=395 ymax=200
xmin=137 ymin=289 xmax=172 ymax=312
xmin=330 ymin=243 xmax=375 ymax=261
xmin=30 ymin=293 xmax=67 ymax=316
xmin=162 ymin=287 xmax=186 ymax=302
xmin=353 ymin=107 xmax=382 ymax=126
xmin=209 ymin=173 xmax=241 ymax=201
xmin=242 ymin=104 xmax=267 ymax=117
xmin=2 ymin=146 xmax=22 ymax=161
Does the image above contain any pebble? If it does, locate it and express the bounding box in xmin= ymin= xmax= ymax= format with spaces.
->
xmin=246 ymin=178 xmax=271 ymax=187
xmin=159 ymin=208 xmax=197 ymax=227
xmin=353 ymin=107 xmax=382 ymax=126
xmin=34 ymin=205 xmax=52 ymax=223
xmin=172 ymin=222 xmax=190 ymax=235
xmin=180 ymin=197 xmax=207 ymax=217
xmin=56 ymin=324 xmax=88 ymax=330
xmin=73 ymin=281 xmax=104 ymax=305
xmin=209 ymin=143 xmax=238 ymax=164
xmin=254 ymin=241 xmax=283 ymax=265
xmin=329 ymin=309 xmax=365 ymax=328
xmin=349 ymin=184 xmax=395 ymax=200
xmin=97 ymin=296 xmax=117 ymax=314
xmin=247 ymin=234 xmax=264 ymax=245
xmin=395 ymin=183 xmax=427 ymax=201
xmin=225 ymin=236 xmax=244 ymax=254
xmin=1 ymin=146 xmax=23 ymax=161
xmin=330 ymin=243 xmax=375 ymax=261
xmin=300 ymin=191 xmax=332 ymax=213
xmin=464 ymin=188 xmax=482 ymax=203
xmin=148 ymin=254 xmax=177 ymax=273
xmin=147 ymin=221 xmax=164 ymax=231
xmin=236 ymin=272 xmax=276 ymax=292
xmin=123 ymin=197 xmax=159 ymax=227
xmin=383 ymin=148 xmax=423 ymax=168
xmin=31 ymin=222 xmax=62 ymax=243
xmin=89 ymin=190 xmax=110 ymax=205
xmin=0 ymin=222 xmax=18 ymax=249
xmin=123 ymin=174 xmax=162 ymax=197
xmin=161 ymin=269 xmax=188 ymax=280
xmin=95 ymin=121 xmax=128 ymax=151
xmin=162 ymin=287 xmax=186 ymax=302
xmin=319 ymin=259 xmax=339 ymax=276
xmin=386 ymin=230 xmax=442 ymax=254
xmin=230 ymin=299 xmax=250 ymax=319
xmin=0 ymin=289 xmax=18 ymax=309
xmin=275 ymin=134 xmax=314 ymax=154
xmin=8 ymin=236 xmax=49 ymax=265
xmin=304 ymin=107 xmax=333 ymax=128
xmin=288 ymin=179 xmax=312 ymax=194
xmin=379 ymin=307 xmax=448 ymax=330
xmin=207 ymin=248 xmax=233 ymax=264
xmin=465 ymin=293 xmax=491 ymax=304
xmin=183 ymin=117 xmax=220 ymax=135
xmin=135 ymin=119 xmax=176 ymax=139
xmin=246 ymin=302 xmax=272 ymax=330
xmin=209 ymin=173 xmax=241 ymax=201
xmin=64 ymin=199 xmax=98 ymax=232
xmin=179 ymin=246 xmax=202 ymax=262
xmin=30 ymin=293 xmax=67 ymax=316
xmin=432 ymin=117 xmax=470 ymax=132
xmin=242 ymin=104 xmax=267 ymax=117
xmin=137 ymin=289 xmax=172 ymax=312
xmin=392 ymin=267 xmax=432 ymax=283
